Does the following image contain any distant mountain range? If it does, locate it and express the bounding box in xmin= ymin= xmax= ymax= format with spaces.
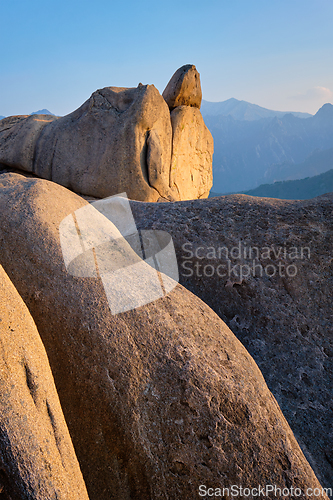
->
xmin=202 ymin=102 xmax=333 ymax=193
xmin=241 ymin=169 xmax=333 ymax=200
xmin=201 ymin=98 xmax=312 ymax=121
xmin=0 ymin=109 xmax=54 ymax=119
xmin=263 ymin=146 xmax=333 ymax=184
xmin=210 ymin=168 xmax=333 ymax=200
xmin=30 ymin=109 xmax=54 ymax=115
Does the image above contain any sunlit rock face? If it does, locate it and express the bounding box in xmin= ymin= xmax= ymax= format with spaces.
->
xmin=169 ymin=105 xmax=213 ymax=200
xmin=0 ymin=264 xmax=89 ymax=500
xmin=0 ymin=65 xmax=213 ymax=202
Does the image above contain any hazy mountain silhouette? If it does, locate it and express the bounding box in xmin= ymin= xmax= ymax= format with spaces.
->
xmin=201 ymin=98 xmax=312 ymax=121
xmin=264 ymin=146 xmax=333 ymax=184
xmin=30 ymin=109 xmax=54 ymax=115
xmin=204 ymin=103 xmax=333 ymax=192
xmin=1 ymin=110 xmax=54 ymax=119
xmin=240 ymin=169 xmax=333 ymax=200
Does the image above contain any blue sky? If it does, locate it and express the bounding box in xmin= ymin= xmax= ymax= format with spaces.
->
xmin=1 ymin=0 xmax=332 ymax=116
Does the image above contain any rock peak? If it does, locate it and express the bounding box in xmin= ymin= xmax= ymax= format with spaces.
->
xmin=162 ymin=64 xmax=202 ymax=110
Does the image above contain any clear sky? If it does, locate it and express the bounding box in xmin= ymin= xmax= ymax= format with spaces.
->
xmin=1 ymin=0 xmax=332 ymax=117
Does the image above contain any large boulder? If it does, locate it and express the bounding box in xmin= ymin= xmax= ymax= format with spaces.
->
xmin=162 ymin=64 xmax=202 ymax=109
xmin=0 ymin=85 xmax=174 ymax=202
xmin=162 ymin=65 xmax=212 ymax=200
xmin=130 ymin=193 xmax=333 ymax=492
xmin=0 ymin=264 xmax=89 ymax=499
xmin=0 ymin=66 xmax=214 ymax=202
xmin=0 ymin=173 xmax=328 ymax=499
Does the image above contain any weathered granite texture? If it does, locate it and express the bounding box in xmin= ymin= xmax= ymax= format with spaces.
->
xmin=0 ymin=173 xmax=327 ymax=499
xmin=170 ymin=105 xmax=213 ymax=200
xmin=162 ymin=64 xmax=202 ymax=109
xmin=130 ymin=193 xmax=333 ymax=493
xmin=0 ymin=264 xmax=89 ymax=499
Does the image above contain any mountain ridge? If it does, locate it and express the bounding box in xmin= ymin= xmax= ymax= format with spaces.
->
xmin=201 ymin=98 xmax=312 ymax=121
xmin=205 ymin=102 xmax=333 ymax=192
xmin=30 ymin=109 xmax=54 ymax=115
xmin=241 ymin=168 xmax=333 ymax=200
xmin=263 ymin=146 xmax=333 ymax=185
xmin=0 ymin=109 xmax=54 ymax=120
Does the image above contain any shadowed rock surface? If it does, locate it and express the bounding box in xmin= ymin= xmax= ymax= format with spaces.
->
xmin=0 ymin=173 xmax=328 ymax=499
xmin=0 ymin=65 xmax=213 ymax=202
xmin=162 ymin=64 xmax=202 ymax=110
xmin=130 ymin=193 xmax=333 ymax=492
xmin=0 ymin=264 xmax=89 ymax=500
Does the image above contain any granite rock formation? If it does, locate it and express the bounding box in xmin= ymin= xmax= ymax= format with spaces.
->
xmin=0 ymin=114 xmax=55 ymax=172
xmin=0 ymin=86 xmax=174 ymax=202
xmin=0 ymin=66 xmax=213 ymax=202
xmin=170 ymin=106 xmax=213 ymax=200
xmin=0 ymin=173 xmax=327 ymax=499
xmin=0 ymin=264 xmax=89 ymax=499
xmin=130 ymin=193 xmax=333 ymax=492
